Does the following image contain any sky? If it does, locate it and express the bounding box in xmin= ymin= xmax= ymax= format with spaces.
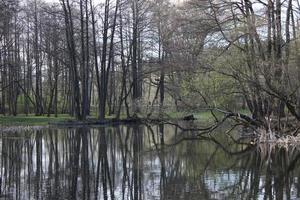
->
xmin=43 ymin=0 xmax=183 ymax=4
xmin=44 ymin=0 xmax=58 ymax=3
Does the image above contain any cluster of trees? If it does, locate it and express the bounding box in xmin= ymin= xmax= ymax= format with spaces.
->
xmin=0 ymin=0 xmax=178 ymax=120
xmin=2 ymin=0 xmax=300 ymax=125
xmin=204 ymin=0 xmax=300 ymax=124
xmin=178 ymin=0 xmax=300 ymax=127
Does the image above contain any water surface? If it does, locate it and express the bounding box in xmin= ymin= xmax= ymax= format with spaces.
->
xmin=0 ymin=124 xmax=299 ymax=199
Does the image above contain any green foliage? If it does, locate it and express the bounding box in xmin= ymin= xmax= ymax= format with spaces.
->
xmin=180 ymin=71 xmax=239 ymax=110
xmin=176 ymin=46 xmax=249 ymax=111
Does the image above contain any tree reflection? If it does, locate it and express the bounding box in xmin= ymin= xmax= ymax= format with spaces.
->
xmin=0 ymin=125 xmax=300 ymax=199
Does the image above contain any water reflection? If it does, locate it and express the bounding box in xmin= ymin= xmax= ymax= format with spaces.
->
xmin=0 ymin=124 xmax=299 ymax=199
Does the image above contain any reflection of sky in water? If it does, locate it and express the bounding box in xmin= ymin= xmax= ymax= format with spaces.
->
xmin=203 ymin=170 xmax=300 ymax=200
xmin=0 ymin=126 xmax=300 ymax=199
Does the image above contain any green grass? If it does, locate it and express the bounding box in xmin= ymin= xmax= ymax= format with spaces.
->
xmin=0 ymin=114 xmax=74 ymax=126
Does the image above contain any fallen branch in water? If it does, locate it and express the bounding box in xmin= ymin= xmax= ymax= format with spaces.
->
xmin=144 ymin=109 xmax=300 ymax=146
xmin=144 ymin=108 xmax=260 ymax=136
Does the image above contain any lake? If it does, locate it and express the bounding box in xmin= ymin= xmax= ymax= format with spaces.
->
xmin=0 ymin=123 xmax=299 ymax=199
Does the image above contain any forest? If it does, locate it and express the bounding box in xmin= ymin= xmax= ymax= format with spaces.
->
xmin=2 ymin=0 xmax=300 ymax=199
xmin=2 ymin=0 xmax=300 ymax=132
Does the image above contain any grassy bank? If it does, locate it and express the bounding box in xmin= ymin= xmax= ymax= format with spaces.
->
xmin=0 ymin=110 xmax=251 ymax=126
xmin=0 ymin=114 xmax=74 ymax=126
